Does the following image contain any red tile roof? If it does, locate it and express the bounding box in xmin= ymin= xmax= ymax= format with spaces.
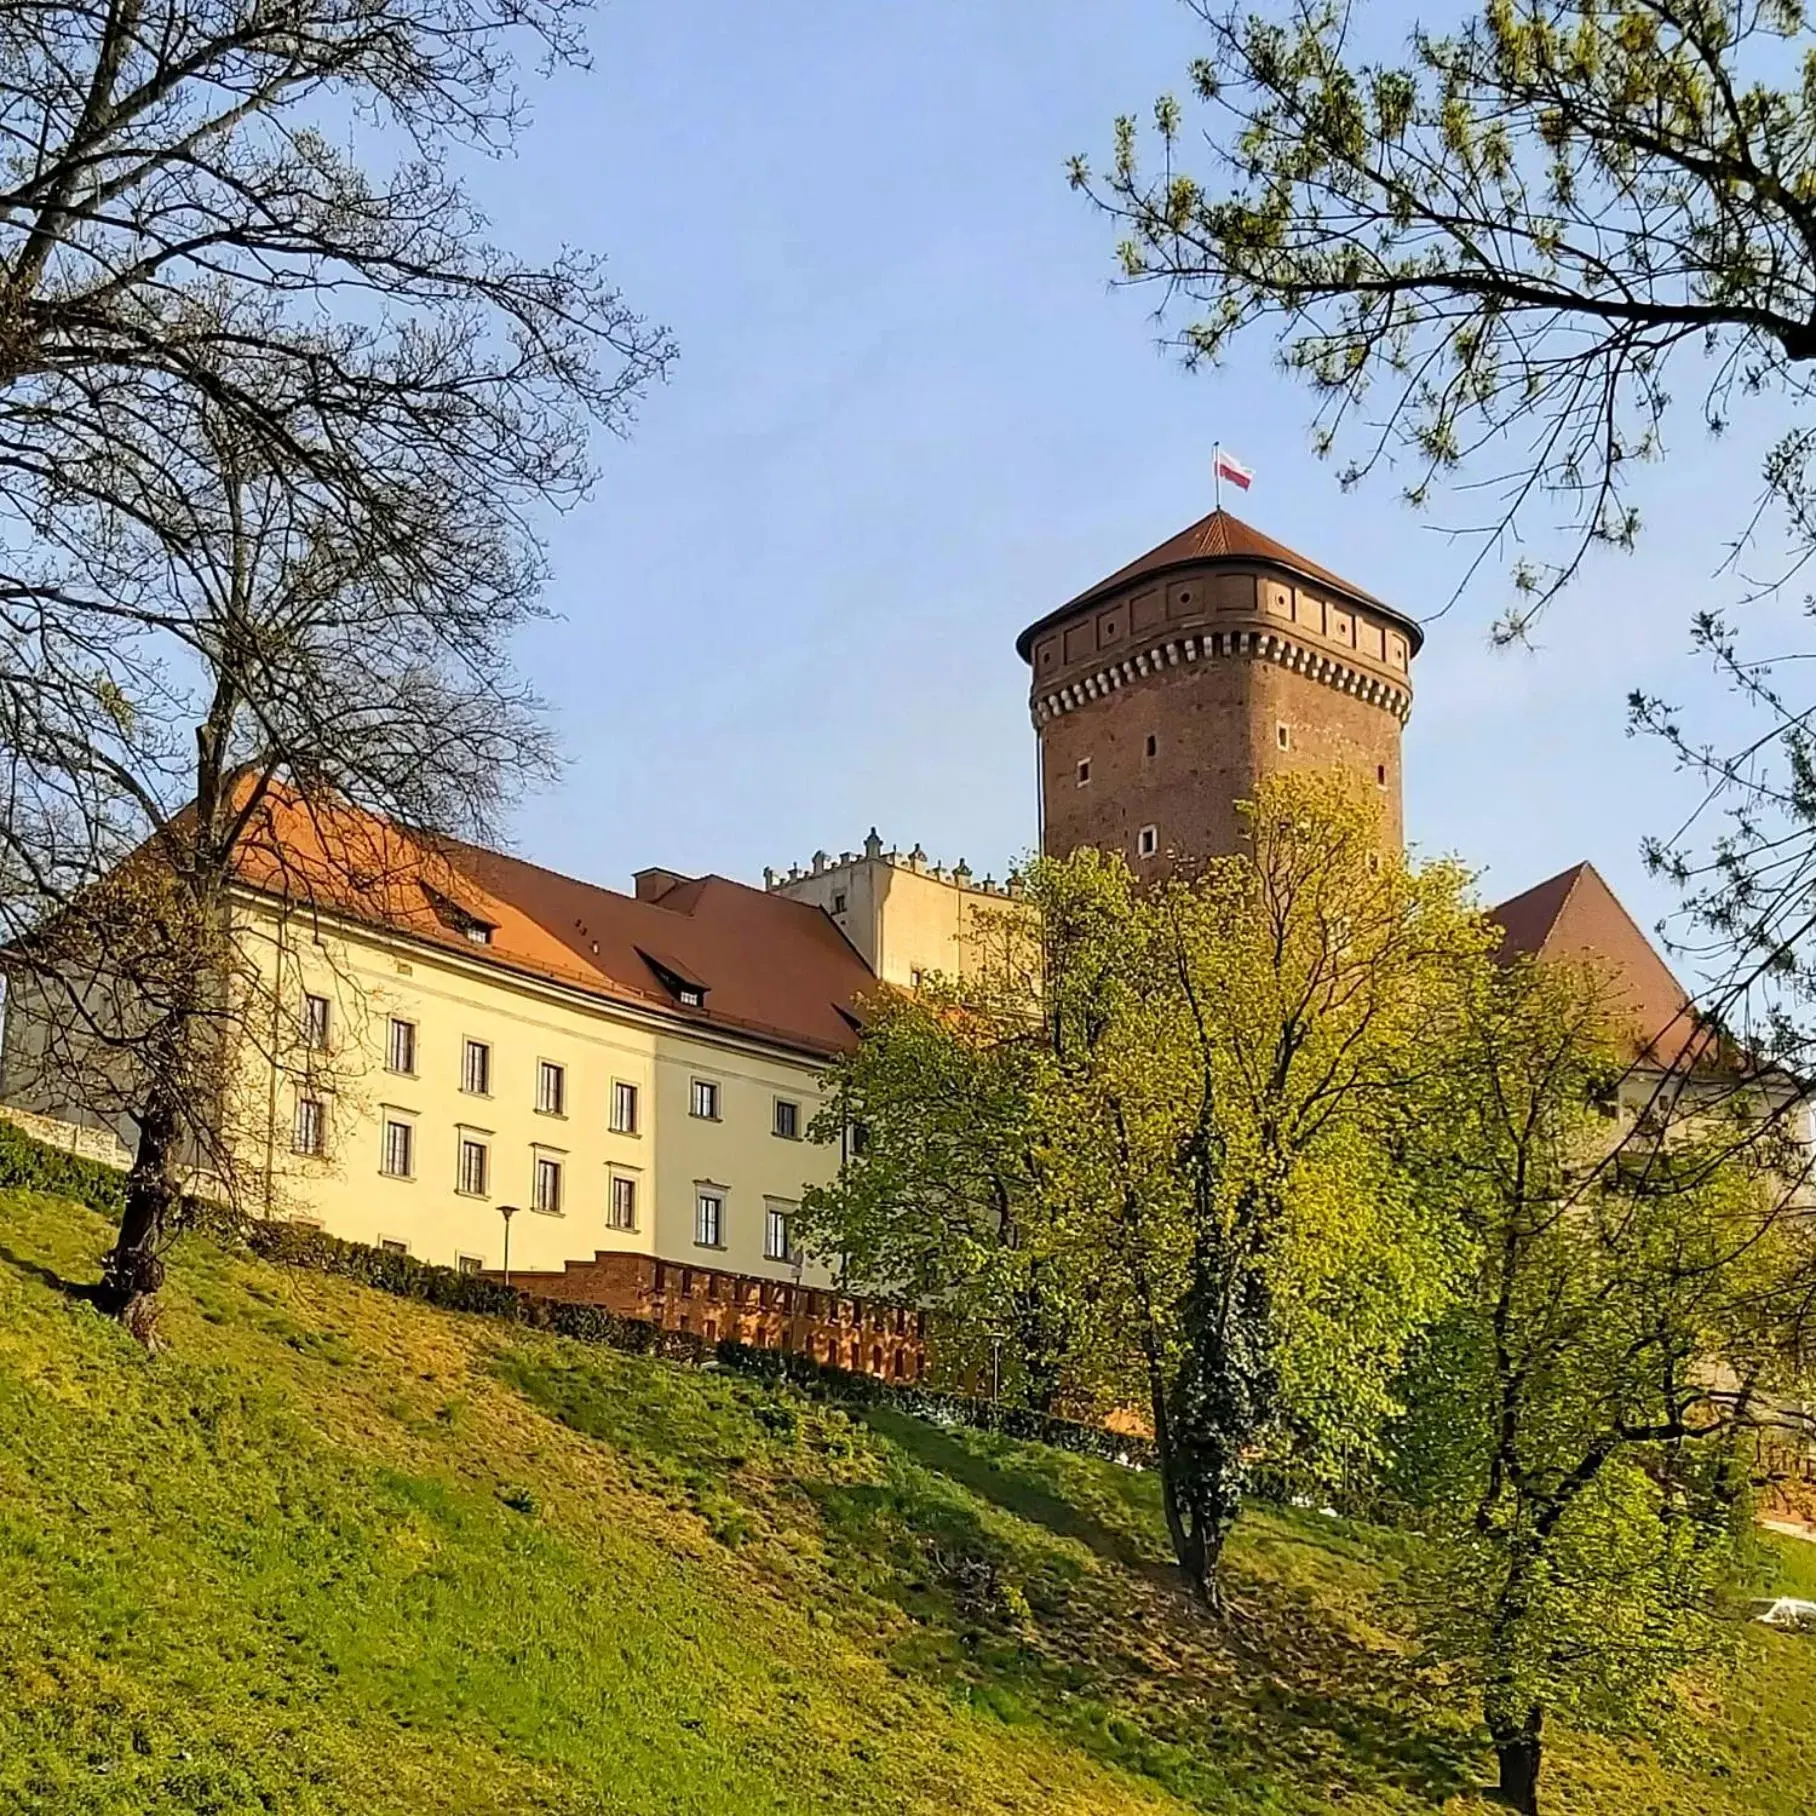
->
xmin=1017 ymin=508 xmax=1422 ymax=660
xmin=229 ymin=789 xmax=875 ymax=1058
xmin=1490 ymin=861 xmax=1701 ymax=1067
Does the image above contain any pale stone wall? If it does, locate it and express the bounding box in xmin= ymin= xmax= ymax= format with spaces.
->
xmin=0 ymin=1103 xmax=131 ymax=1170
xmin=767 ymin=838 xmax=1025 ymax=991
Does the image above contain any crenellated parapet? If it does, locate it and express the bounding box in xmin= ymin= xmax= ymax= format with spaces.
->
xmin=764 ymin=831 xmax=1023 ymax=899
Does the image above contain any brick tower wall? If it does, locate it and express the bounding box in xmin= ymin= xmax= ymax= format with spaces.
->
xmin=1024 ymin=562 xmax=1414 ymax=876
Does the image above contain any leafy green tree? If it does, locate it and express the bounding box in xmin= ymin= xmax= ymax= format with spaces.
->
xmin=1394 ymin=953 xmax=1813 ymax=1813
xmin=1036 ymin=776 xmax=1486 ymax=1606
xmin=1070 ymin=0 xmax=1816 ymax=1057
xmin=798 ymin=919 xmax=1093 ymax=1409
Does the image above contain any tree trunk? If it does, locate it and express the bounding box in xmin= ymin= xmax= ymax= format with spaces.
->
xmin=96 ymin=1089 xmax=180 ymax=1343
xmin=1493 ymin=1709 xmax=1544 ymax=1815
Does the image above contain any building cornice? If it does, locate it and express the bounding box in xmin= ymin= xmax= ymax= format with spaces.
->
xmin=1030 ymin=626 xmax=1414 ymax=728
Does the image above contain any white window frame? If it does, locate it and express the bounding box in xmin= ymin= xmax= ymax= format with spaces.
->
xmin=773 ymin=1097 xmax=801 ymax=1141
xmin=302 ymin=992 xmax=331 ymax=1050
xmin=607 ymin=1171 xmax=638 ymax=1233
xmin=1075 ymin=758 xmax=1091 ymax=786
xmin=690 ymin=1077 xmax=720 ymax=1121
xmin=457 ymin=1253 xmax=484 ymax=1276
xmin=764 ymin=1202 xmax=797 ymax=1264
xmin=456 ymin=1131 xmax=490 ymax=1198
xmin=385 ymin=1016 xmax=417 ymax=1076
xmin=379 ymin=1236 xmax=409 ymax=1258
xmin=292 ymin=1093 xmax=326 ymax=1156
xmin=1137 ymin=824 xmax=1159 ymax=858
xmin=695 ymin=1188 xmax=725 ymax=1249
xmin=461 ymin=1037 xmax=492 ymax=1097
xmin=610 ymin=1078 xmax=640 ymax=1135
xmin=380 ymin=1114 xmax=415 ymax=1180
xmin=531 ymin=1151 xmax=564 ymax=1215
xmin=536 ymin=1058 xmax=566 ymax=1117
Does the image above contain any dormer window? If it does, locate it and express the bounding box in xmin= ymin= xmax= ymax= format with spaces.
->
xmin=422 ymin=883 xmax=495 ymax=948
xmin=637 ymin=946 xmax=709 ymax=1010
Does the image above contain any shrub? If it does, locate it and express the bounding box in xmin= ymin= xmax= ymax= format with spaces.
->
xmin=242 ymin=1222 xmax=710 ymax=1363
xmin=0 ymin=1117 xmax=126 ymax=1217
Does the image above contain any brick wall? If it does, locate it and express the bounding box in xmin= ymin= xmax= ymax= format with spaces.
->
xmin=494 ymin=1249 xmax=928 ymax=1381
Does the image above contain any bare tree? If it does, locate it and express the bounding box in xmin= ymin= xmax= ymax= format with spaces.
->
xmin=0 ymin=0 xmax=670 ymax=1331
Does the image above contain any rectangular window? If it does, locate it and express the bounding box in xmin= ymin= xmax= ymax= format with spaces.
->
xmin=610 ymin=1080 xmax=639 ymax=1135
xmin=381 ymin=1117 xmax=414 ymax=1179
xmin=695 ymin=1191 xmax=723 ymax=1248
xmin=690 ymin=1078 xmax=720 ymax=1121
xmin=533 ymin=1154 xmax=563 ymax=1214
xmin=386 ymin=1017 xmax=416 ymax=1075
xmin=1137 ymin=824 xmax=1159 ymax=858
xmin=831 ymin=891 xmax=847 ymax=915
xmin=608 ymin=1173 xmax=637 ymax=1232
xmin=764 ymin=1205 xmax=794 ymax=1263
xmin=458 ymin=1136 xmax=489 ymax=1197
xmin=461 ymin=1038 xmax=491 ymax=1096
xmin=380 ymin=1238 xmax=408 ymax=1257
xmin=1075 ymin=758 xmax=1091 ymax=785
xmin=302 ymin=992 xmax=330 ymax=1049
xmin=292 ymin=1095 xmax=325 ymax=1156
xmin=457 ymin=1254 xmax=483 ymax=1276
xmin=536 ymin=1059 xmax=566 ymax=1116
xmin=773 ymin=1098 xmax=800 ymax=1140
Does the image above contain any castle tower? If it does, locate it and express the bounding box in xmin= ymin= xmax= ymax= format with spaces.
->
xmin=1016 ymin=508 xmax=1421 ymax=876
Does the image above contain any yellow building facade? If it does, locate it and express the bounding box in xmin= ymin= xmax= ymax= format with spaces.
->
xmin=239 ymin=896 xmax=848 ymax=1284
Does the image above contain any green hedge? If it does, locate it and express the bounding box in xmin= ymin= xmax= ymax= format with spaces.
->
xmin=0 ymin=1118 xmax=126 ymax=1218
xmin=0 ymin=1112 xmax=1155 ymax=1470
xmin=243 ymin=1222 xmax=711 ymax=1363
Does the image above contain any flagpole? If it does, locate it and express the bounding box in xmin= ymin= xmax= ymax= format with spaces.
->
xmin=1214 ymin=441 xmax=1222 ymax=512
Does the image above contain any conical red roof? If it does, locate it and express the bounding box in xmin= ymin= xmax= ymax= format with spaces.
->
xmin=1017 ymin=508 xmax=1418 ymax=660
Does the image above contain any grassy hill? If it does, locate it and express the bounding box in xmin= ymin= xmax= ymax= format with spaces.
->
xmin=1 ymin=1187 xmax=1812 ymax=1815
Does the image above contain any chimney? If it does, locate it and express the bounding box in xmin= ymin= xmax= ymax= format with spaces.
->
xmin=633 ymin=866 xmax=690 ymax=904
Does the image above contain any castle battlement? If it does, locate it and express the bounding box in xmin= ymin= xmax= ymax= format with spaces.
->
xmin=764 ymin=831 xmax=1022 ymax=899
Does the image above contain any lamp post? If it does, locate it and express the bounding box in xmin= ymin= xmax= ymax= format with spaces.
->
xmin=499 ymin=1203 xmax=520 ymax=1284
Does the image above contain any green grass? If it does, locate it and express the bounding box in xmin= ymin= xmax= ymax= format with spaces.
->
xmin=0 ymin=1189 xmax=1812 ymax=1814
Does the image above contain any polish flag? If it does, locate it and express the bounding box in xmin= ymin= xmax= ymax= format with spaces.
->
xmin=1214 ymin=448 xmax=1253 ymax=491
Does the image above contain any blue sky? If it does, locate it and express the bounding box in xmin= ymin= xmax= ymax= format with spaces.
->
xmin=466 ymin=0 xmax=1794 ymax=984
